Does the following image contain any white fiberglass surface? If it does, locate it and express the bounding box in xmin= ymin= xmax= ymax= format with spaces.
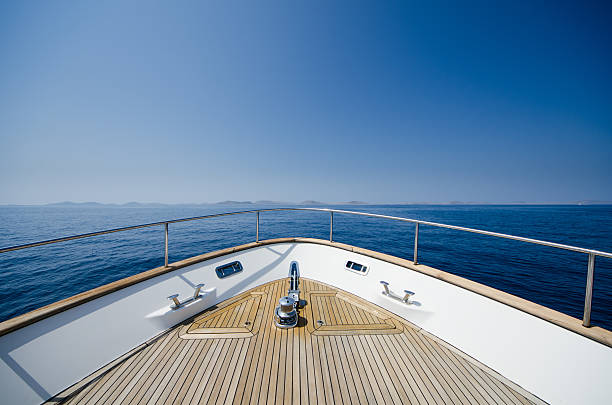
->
xmin=0 ymin=242 xmax=610 ymax=404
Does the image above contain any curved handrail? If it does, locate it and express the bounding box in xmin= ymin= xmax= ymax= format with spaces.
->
xmin=0 ymin=209 xmax=262 ymax=253
xmin=1 ymin=207 xmax=610 ymax=257
xmin=0 ymin=207 xmax=610 ymax=326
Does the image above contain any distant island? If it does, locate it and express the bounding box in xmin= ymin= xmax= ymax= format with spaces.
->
xmin=1 ymin=200 xmax=611 ymax=207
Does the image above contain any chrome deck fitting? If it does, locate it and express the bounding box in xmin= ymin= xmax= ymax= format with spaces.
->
xmin=380 ymin=280 xmax=415 ymax=304
xmin=167 ymin=283 xmax=205 ymax=309
xmin=274 ymin=296 xmax=298 ymax=328
xmin=274 ymin=261 xmax=304 ymax=328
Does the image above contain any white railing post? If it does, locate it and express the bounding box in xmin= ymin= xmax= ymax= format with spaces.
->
xmin=414 ymin=222 xmax=419 ymax=265
xmin=256 ymin=211 xmax=260 ymax=242
xmin=583 ymin=253 xmax=596 ymax=327
xmin=164 ymin=223 xmax=169 ymax=267
xmin=329 ymin=212 xmax=334 ymax=242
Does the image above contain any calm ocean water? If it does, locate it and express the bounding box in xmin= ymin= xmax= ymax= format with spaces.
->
xmin=0 ymin=205 xmax=611 ymax=330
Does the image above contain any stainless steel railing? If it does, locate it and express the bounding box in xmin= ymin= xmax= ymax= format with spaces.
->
xmin=1 ymin=207 xmax=611 ymax=327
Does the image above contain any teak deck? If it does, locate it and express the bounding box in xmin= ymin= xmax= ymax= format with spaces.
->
xmin=47 ymin=278 xmax=541 ymax=404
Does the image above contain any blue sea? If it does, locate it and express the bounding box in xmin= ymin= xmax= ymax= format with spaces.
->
xmin=0 ymin=205 xmax=611 ymax=330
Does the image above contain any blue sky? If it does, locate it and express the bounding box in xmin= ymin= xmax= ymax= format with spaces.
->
xmin=1 ymin=1 xmax=610 ymax=204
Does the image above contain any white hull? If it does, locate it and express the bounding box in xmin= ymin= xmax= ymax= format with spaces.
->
xmin=1 ymin=239 xmax=611 ymax=404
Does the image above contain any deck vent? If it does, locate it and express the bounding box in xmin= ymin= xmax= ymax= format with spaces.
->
xmin=274 ymin=296 xmax=298 ymax=328
xmin=215 ymin=261 xmax=243 ymax=279
xmin=346 ymin=260 xmax=368 ymax=274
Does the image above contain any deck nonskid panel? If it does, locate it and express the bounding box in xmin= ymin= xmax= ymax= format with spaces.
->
xmin=47 ymin=278 xmax=539 ymax=404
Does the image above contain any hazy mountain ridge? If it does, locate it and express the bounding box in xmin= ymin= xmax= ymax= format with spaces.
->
xmin=2 ymin=200 xmax=612 ymax=208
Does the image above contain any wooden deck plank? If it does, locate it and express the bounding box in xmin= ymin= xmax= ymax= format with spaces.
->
xmin=400 ymin=329 xmax=460 ymax=404
xmin=311 ymin=294 xmax=336 ymax=403
xmin=358 ymin=334 xmax=396 ymax=405
xmin=437 ymin=342 xmax=499 ymax=404
xmin=472 ymin=364 xmax=522 ymax=405
xmin=503 ymin=383 xmax=534 ymax=405
xmin=283 ymin=327 xmax=294 ymax=405
xmin=380 ymin=332 xmax=429 ymax=405
xmin=311 ymin=334 xmax=329 ymax=404
xmin=181 ymin=338 xmax=225 ymax=404
xmin=349 ymin=334 xmax=387 ymax=404
xmin=270 ymin=297 xmax=286 ymax=405
xmin=73 ymin=347 xmax=141 ymax=405
xmin=107 ymin=331 xmax=180 ymax=404
xmin=68 ymin=342 xmax=147 ymax=405
xmin=404 ymin=327 xmax=465 ymax=405
xmin=336 ymin=294 xmax=353 ymax=324
xmin=316 ymin=334 xmax=336 ymax=404
xmin=347 ymin=296 xmax=364 ymax=325
xmin=331 ymin=335 xmax=358 ymax=404
xmin=459 ymin=353 xmax=515 ymax=405
xmin=89 ymin=335 xmax=169 ymax=404
xmin=193 ymin=338 xmax=235 ymax=403
xmin=415 ymin=328 xmax=483 ymax=404
xmin=342 ymin=335 xmax=376 ymax=405
xmin=233 ymin=283 xmax=273 ymax=405
xmin=118 ymin=330 xmax=185 ymax=404
xmin=124 ymin=333 xmax=183 ymax=403
xmin=322 ymin=333 xmax=345 ymax=404
xmin=221 ymin=335 xmax=250 ymax=405
xmin=162 ymin=339 xmax=208 ymax=404
xmin=210 ymin=337 xmax=247 ymax=404
xmin=235 ymin=299 xmax=251 ymax=328
xmin=251 ymin=281 xmax=280 ymax=405
xmin=345 ymin=295 xmax=364 ymax=324
xmin=298 ymin=316 xmax=309 ymax=405
xmin=303 ymin=279 xmax=323 ymax=405
xmin=422 ymin=336 xmax=491 ymax=404
xmin=137 ymin=339 xmax=194 ymax=402
xmin=362 ymin=334 xmax=405 ymax=404
xmin=392 ymin=332 xmax=446 ymax=405
xmin=49 ymin=278 xmax=536 ymax=405
xmin=369 ymin=333 xmax=419 ymax=404
xmin=271 ymin=323 xmax=285 ymax=405
xmin=335 ymin=335 xmax=366 ymax=404
xmin=292 ymin=324 xmax=301 ymax=405
xmin=323 ymin=295 xmax=339 ymax=326
xmin=303 ymin=294 xmax=318 ymax=405
xmin=144 ymin=339 xmax=196 ymax=404
xmin=330 ymin=333 xmax=353 ymax=404
xmin=332 ymin=294 xmax=347 ymax=325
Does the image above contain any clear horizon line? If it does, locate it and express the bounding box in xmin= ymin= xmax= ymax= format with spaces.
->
xmin=1 ymin=200 xmax=612 ymax=207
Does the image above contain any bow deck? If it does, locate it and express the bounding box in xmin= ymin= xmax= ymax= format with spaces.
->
xmin=48 ymin=278 xmax=541 ymax=404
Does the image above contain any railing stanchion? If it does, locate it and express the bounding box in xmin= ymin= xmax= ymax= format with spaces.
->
xmin=330 ymin=212 xmax=334 ymax=242
xmin=414 ymin=222 xmax=419 ymax=265
xmin=164 ymin=223 xmax=169 ymax=267
xmin=583 ymin=253 xmax=596 ymax=327
xmin=256 ymin=211 xmax=260 ymax=242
